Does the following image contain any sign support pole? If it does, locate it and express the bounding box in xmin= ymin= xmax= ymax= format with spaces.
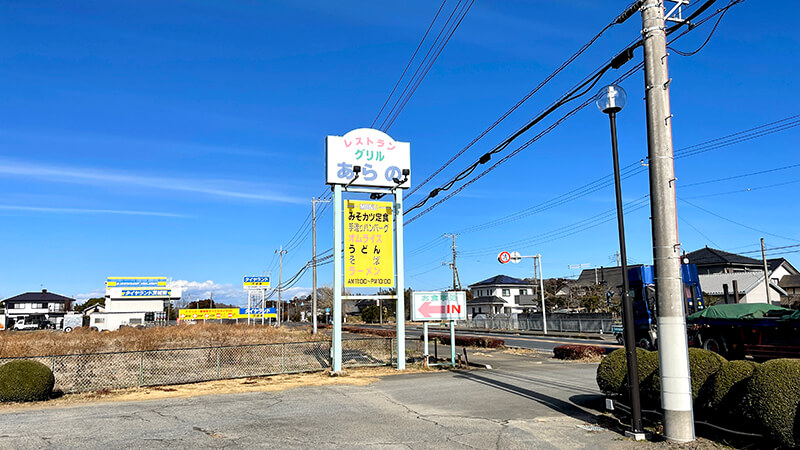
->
xmin=423 ymin=322 xmax=429 ymax=366
xmin=394 ymin=188 xmax=406 ymax=370
xmin=332 ymin=184 xmax=343 ymax=373
xmin=247 ymin=291 xmax=251 ymax=325
xmin=449 ymin=320 xmax=456 ymax=368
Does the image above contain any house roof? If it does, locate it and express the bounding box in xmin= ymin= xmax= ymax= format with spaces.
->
xmin=575 ymin=265 xmax=644 ymax=289
xmin=685 ymin=246 xmax=762 ymax=269
xmin=780 ymin=274 xmax=800 ymax=289
xmin=768 ymin=258 xmax=799 ymax=275
xmin=467 ymin=296 xmax=508 ymax=305
xmin=468 ymin=275 xmax=534 ymax=288
xmin=2 ymin=290 xmax=73 ymax=303
xmin=699 ymin=272 xmax=787 ymax=296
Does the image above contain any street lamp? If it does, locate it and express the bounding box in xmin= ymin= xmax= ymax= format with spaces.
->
xmin=597 ymin=84 xmax=643 ymax=438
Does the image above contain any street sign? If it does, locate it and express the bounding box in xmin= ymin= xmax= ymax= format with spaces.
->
xmin=326 ymin=128 xmax=411 ymax=189
xmin=510 ymin=251 xmax=522 ymax=264
xmin=344 ymin=200 xmax=394 ymax=288
xmin=243 ymin=276 xmax=270 ymax=289
xmin=325 ymin=307 xmax=330 ymax=313
xmin=498 ymin=251 xmax=511 ymax=264
xmin=412 ymin=291 xmax=466 ymax=321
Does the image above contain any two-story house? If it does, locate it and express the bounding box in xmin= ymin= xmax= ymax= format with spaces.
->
xmin=2 ymin=289 xmax=74 ymax=328
xmin=467 ymin=275 xmax=538 ymax=317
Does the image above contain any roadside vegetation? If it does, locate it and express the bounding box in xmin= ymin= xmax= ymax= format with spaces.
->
xmin=596 ymin=347 xmax=800 ymax=447
xmin=0 ymin=324 xmax=317 ymax=358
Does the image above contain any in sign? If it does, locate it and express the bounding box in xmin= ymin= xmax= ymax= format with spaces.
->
xmin=411 ymin=291 xmax=466 ymax=322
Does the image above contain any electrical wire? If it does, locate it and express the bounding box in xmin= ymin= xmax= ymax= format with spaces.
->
xmin=402 ymin=0 xmax=745 ymax=225
xmin=407 ymin=0 xmax=643 ymax=198
xmin=371 ymin=0 xmax=448 ymax=129
xmin=679 ymin=198 xmax=800 ymax=243
xmin=378 ymin=0 xmax=475 ymax=132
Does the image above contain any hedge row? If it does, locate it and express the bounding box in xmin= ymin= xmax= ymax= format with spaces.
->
xmin=553 ymin=344 xmax=606 ymax=360
xmin=424 ymin=333 xmax=504 ymax=349
xmin=342 ymin=326 xmax=396 ymax=337
xmin=597 ymin=348 xmax=800 ymax=447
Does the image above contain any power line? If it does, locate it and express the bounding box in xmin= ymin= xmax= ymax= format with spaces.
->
xmin=402 ymin=0 xmax=743 ymax=225
xmin=379 ymin=0 xmax=475 ymax=132
xmin=679 ymin=197 xmax=800 ymax=243
xmin=407 ymin=0 xmax=643 ymax=198
xmin=370 ymin=0 xmax=448 ymax=129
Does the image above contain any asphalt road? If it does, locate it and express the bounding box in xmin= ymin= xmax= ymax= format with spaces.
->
xmin=0 ymin=351 xmax=645 ymax=449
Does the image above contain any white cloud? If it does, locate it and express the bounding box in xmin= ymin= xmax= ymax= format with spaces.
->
xmin=0 ymin=159 xmax=304 ymax=204
xmin=0 ymin=204 xmax=189 ymax=218
xmin=168 ymin=279 xmax=247 ymax=305
xmin=75 ymin=289 xmax=106 ymax=302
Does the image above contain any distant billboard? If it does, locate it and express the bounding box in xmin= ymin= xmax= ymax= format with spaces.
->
xmin=177 ymin=307 xmax=277 ymax=321
xmin=106 ymin=287 xmax=182 ymax=299
xmin=243 ymin=276 xmax=271 ymax=289
xmin=107 ymin=277 xmax=167 ymax=288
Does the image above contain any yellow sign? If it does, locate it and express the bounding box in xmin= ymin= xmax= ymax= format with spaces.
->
xmin=344 ymin=200 xmax=394 ymax=287
xmin=177 ymin=308 xmax=277 ymax=321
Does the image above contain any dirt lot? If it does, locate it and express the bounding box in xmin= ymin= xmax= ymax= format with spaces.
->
xmin=0 ymin=365 xmax=435 ymax=412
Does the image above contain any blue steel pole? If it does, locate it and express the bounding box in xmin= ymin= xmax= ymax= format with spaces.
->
xmin=332 ymin=184 xmax=343 ymax=373
xmin=395 ymin=188 xmax=406 ymax=370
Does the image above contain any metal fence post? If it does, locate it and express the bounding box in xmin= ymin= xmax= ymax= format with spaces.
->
xmin=51 ymin=356 xmax=55 ymax=374
xmin=216 ymin=347 xmax=221 ymax=379
xmin=578 ymin=319 xmax=582 ymax=333
xmin=139 ymin=352 xmax=144 ymax=387
xmin=390 ymin=338 xmax=394 ymax=365
xmin=282 ymin=343 xmax=286 ymax=374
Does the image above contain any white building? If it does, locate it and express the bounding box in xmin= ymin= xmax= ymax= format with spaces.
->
xmin=699 ymin=272 xmax=786 ymax=305
xmin=467 ymin=275 xmax=538 ymax=316
xmin=1 ymin=289 xmax=74 ymax=329
xmin=90 ymin=277 xmax=181 ymax=331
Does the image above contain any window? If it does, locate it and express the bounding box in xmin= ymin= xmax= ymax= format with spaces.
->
xmin=93 ymin=318 xmax=105 ymax=324
xmin=502 ymin=289 xmax=510 ymax=296
xmin=520 ymin=289 xmax=528 ymax=296
xmin=9 ymin=303 xmax=22 ymax=309
xmin=129 ymin=318 xmax=143 ymax=325
xmin=31 ymin=303 xmax=46 ymax=309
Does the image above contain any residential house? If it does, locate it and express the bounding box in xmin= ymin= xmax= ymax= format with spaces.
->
xmin=467 ymin=275 xmax=537 ymax=316
xmin=779 ymin=274 xmax=800 ymax=307
xmin=698 ymin=272 xmax=786 ymax=305
xmin=2 ymin=289 xmax=74 ymax=329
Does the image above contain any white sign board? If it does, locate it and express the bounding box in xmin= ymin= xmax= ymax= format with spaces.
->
xmin=243 ymin=276 xmax=270 ymax=290
xmin=412 ymin=291 xmax=466 ymax=321
xmin=106 ymin=287 xmax=182 ymax=299
xmin=326 ymin=128 xmax=411 ymax=189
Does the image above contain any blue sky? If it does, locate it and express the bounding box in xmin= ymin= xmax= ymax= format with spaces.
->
xmin=1 ymin=0 xmax=797 ymax=304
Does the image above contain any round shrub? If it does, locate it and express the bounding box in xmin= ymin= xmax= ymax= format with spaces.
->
xmin=596 ymin=347 xmax=654 ymax=396
xmin=0 ymin=360 xmax=55 ymax=402
xmin=707 ymin=360 xmax=759 ymax=415
xmin=747 ymin=358 xmax=800 ymax=448
xmin=640 ymin=348 xmax=726 ymax=407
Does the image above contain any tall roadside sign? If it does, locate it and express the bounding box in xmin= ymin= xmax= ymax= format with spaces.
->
xmin=243 ymin=276 xmax=271 ymax=325
xmin=412 ymin=291 xmax=466 ymax=367
xmin=326 ymin=128 xmax=410 ymax=373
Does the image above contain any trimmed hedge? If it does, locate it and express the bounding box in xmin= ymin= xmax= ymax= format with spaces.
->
xmin=425 ymin=333 xmax=504 ymax=349
xmin=640 ymin=348 xmax=726 ymax=406
xmin=553 ymin=344 xmax=605 ymax=360
xmin=746 ymin=358 xmax=800 ymax=448
xmin=707 ymin=360 xmax=758 ymax=418
xmin=0 ymin=360 xmax=55 ymax=402
xmin=596 ymin=347 xmax=656 ymax=396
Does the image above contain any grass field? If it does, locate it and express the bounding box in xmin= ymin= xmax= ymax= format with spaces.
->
xmin=0 ymin=324 xmax=318 ymax=358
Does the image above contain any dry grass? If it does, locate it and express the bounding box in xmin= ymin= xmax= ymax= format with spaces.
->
xmin=0 ymin=324 xmax=319 ymax=358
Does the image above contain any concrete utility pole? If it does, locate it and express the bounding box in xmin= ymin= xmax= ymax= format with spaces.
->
xmin=444 ymin=233 xmax=461 ymax=290
xmin=312 ymin=197 xmax=330 ymax=334
xmin=641 ymin=1 xmax=694 ymax=442
xmin=276 ymin=247 xmax=287 ymax=326
xmin=761 ymin=238 xmax=771 ymax=303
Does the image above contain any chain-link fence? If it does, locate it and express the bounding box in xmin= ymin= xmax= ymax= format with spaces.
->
xmin=0 ymin=338 xmax=393 ymax=393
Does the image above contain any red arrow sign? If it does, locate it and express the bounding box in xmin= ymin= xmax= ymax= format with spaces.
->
xmin=418 ymin=301 xmax=447 ymax=318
